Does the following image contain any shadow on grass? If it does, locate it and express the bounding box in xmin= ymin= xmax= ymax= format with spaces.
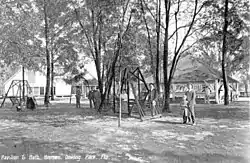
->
xmin=161 ymin=150 xmax=248 ymax=163
xmin=129 ymin=148 xmax=248 ymax=163
xmin=153 ymin=120 xmax=183 ymax=125
xmin=1 ymin=101 xmax=249 ymax=123
xmin=0 ymin=137 xmax=132 ymax=162
xmin=170 ymin=101 xmax=250 ymax=121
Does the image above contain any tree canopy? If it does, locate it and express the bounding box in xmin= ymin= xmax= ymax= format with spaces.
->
xmin=0 ymin=0 xmax=249 ymax=108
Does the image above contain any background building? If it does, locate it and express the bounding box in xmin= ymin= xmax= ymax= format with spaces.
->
xmin=3 ymin=69 xmax=98 ymax=99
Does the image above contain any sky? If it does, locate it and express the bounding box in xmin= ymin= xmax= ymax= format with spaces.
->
xmin=84 ymin=62 xmax=97 ymax=79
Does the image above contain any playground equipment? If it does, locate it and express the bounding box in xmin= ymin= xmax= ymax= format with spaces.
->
xmin=0 ymin=80 xmax=37 ymax=111
xmin=113 ymin=67 xmax=162 ymax=121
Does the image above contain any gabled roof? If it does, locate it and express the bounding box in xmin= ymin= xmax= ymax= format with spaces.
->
xmin=172 ymin=56 xmax=239 ymax=83
xmin=4 ymin=67 xmax=98 ymax=86
xmin=3 ymin=68 xmax=22 ymax=86
xmin=145 ymin=56 xmax=239 ymax=84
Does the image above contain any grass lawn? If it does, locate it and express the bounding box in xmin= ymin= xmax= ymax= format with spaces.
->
xmin=0 ymin=97 xmax=249 ymax=163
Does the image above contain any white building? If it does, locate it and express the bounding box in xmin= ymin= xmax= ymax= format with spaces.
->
xmin=3 ymin=69 xmax=97 ymax=98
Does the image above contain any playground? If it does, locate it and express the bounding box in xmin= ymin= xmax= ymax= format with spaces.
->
xmin=0 ymin=0 xmax=249 ymax=162
xmin=0 ymin=66 xmax=248 ymax=162
xmin=0 ymin=97 xmax=249 ymax=163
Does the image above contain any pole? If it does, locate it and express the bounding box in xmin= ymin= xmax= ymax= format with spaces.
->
xmin=118 ymin=69 xmax=122 ymax=127
xmin=22 ymin=65 xmax=25 ymax=104
xmin=138 ymin=70 xmax=140 ymax=99
xmin=127 ymin=72 xmax=130 ymax=115
xmin=113 ymin=69 xmax=116 ymax=112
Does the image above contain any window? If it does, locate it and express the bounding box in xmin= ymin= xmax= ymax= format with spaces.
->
xmin=33 ymin=87 xmax=39 ymax=95
xmin=71 ymin=86 xmax=76 ymax=94
xmin=40 ymin=87 xmax=44 ymax=95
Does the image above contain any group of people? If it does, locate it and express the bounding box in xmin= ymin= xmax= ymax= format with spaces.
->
xmin=88 ymin=87 xmax=101 ymax=110
xmin=149 ymin=82 xmax=196 ymax=125
xmin=180 ymin=83 xmax=196 ymax=125
xmin=75 ymin=86 xmax=101 ymax=109
xmin=76 ymin=82 xmax=196 ymax=126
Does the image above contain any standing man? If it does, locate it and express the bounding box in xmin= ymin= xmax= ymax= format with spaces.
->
xmin=148 ymin=83 xmax=159 ymax=116
xmin=120 ymin=89 xmax=128 ymax=113
xmin=88 ymin=87 xmax=94 ymax=109
xmin=204 ymin=86 xmax=210 ymax=104
xmin=185 ymin=83 xmax=196 ymax=125
xmin=93 ymin=87 xmax=101 ymax=110
xmin=75 ymin=86 xmax=82 ymax=108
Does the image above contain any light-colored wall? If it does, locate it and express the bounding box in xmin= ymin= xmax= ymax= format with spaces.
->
xmin=4 ymin=70 xmax=72 ymax=97
xmin=4 ymin=70 xmax=23 ymax=97
xmin=54 ymin=77 xmax=71 ymax=96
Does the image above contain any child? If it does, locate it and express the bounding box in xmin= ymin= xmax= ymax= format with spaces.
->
xmin=75 ymin=86 xmax=82 ymax=108
xmin=180 ymin=94 xmax=191 ymax=124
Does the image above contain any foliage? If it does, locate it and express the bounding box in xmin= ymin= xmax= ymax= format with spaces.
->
xmin=0 ymin=0 xmax=249 ymax=109
xmin=193 ymin=0 xmax=250 ymax=75
xmin=0 ymin=0 xmax=44 ymax=71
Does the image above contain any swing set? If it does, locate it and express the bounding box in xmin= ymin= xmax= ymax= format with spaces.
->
xmin=114 ymin=67 xmax=162 ymax=121
xmin=0 ymin=80 xmax=37 ymax=111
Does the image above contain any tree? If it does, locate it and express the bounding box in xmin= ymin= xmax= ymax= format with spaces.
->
xmin=221 ymin=0 xmax=230 ymax=105
xmin=163 ymin=0 xmax=170 ymax=112
xmin=155 ymin=0 xmax=161 ymax=93
xmin=32 ymin=0 xmax=78 ymax=103
xmin=162 ymin=0 xmax=209 ymax=112
xmin=138 ymin=0 xmax=162 ymax=93
xmin=0 ymin=0 xmax=45 ymax=103
xmin=47 ymin=1 xmax=77 ymax=100
xmin=0 ymin=0 xmax=43 ymax=70
xmin=73 ymin=0 xmax=137 ymax=112
xmin=193 ymin=0 xmax=249 ymax=103
xmin=42 ymin=0 xmax=50 ymax=106
xmin=53 ymin=39 xmax=81 ymax=78
xmin=0 ymin=0 xmax=44 ymax=94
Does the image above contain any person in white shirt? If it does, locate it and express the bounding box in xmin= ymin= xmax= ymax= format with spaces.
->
xmin=185 ymin=83 xmax=196 ymax=125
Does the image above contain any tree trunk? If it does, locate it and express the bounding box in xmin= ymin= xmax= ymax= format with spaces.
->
xmin=140 ymin=0 xmax=156 ymax=86
xmin=163 ymin=0 xmax=171 ymax=113
xmin=221 ymin=0 xmax=229 ymax=105
xmin=44 ymin=0 xmax=50 ymax=106
xmin=155 ymin=0 xmax=161 ymax=94
xmin=98 ymin=47 xmax=121 ymax=113
xmin=214 ymin=79 xmax=220 ymax=104
xmin=244 ymin=81 xmax=249 ymax=97
xmin=51 ymin=52 xmax=54 ymax=100
xmin=164 ymin=82 xmax=171 ymax=112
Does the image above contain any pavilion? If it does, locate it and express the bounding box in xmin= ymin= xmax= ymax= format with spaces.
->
xmin=145 ymin=56 xmax=239 ymax=104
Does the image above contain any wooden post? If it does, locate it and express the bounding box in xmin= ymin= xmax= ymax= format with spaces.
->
xmin=130 ymin=82 xmax=144 ymax=120
xmin=22 ymin=66 xmax=25 ymax=103
xmin=236 ymin=82 xmax=239 ymax=100
xmin=214 ymin=79 xmax=219 ymax=104
xmin=113 ymin=69 xmax=116 ymax=112
xmin=127 ymin=73 xmax=130 ymax=116
xmin=138 ymin=70 xmax=140 ymax=99
xmin=138 ymin=69 xmax=149 ymax=91
xmin=118 ymin=70 xmax=122 ymax=127
xmin=19 ymin=83 xmax=22 ymax=105
xmin=69 ymin=86 xmax=72 ymax=104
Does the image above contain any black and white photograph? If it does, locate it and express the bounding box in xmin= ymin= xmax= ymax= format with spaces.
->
xmin=0 ymin=0 xmax=249 ymax=162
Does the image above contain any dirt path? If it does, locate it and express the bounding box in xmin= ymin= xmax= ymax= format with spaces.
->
xmin=0 ymin=101 xmax=249 ymax=163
